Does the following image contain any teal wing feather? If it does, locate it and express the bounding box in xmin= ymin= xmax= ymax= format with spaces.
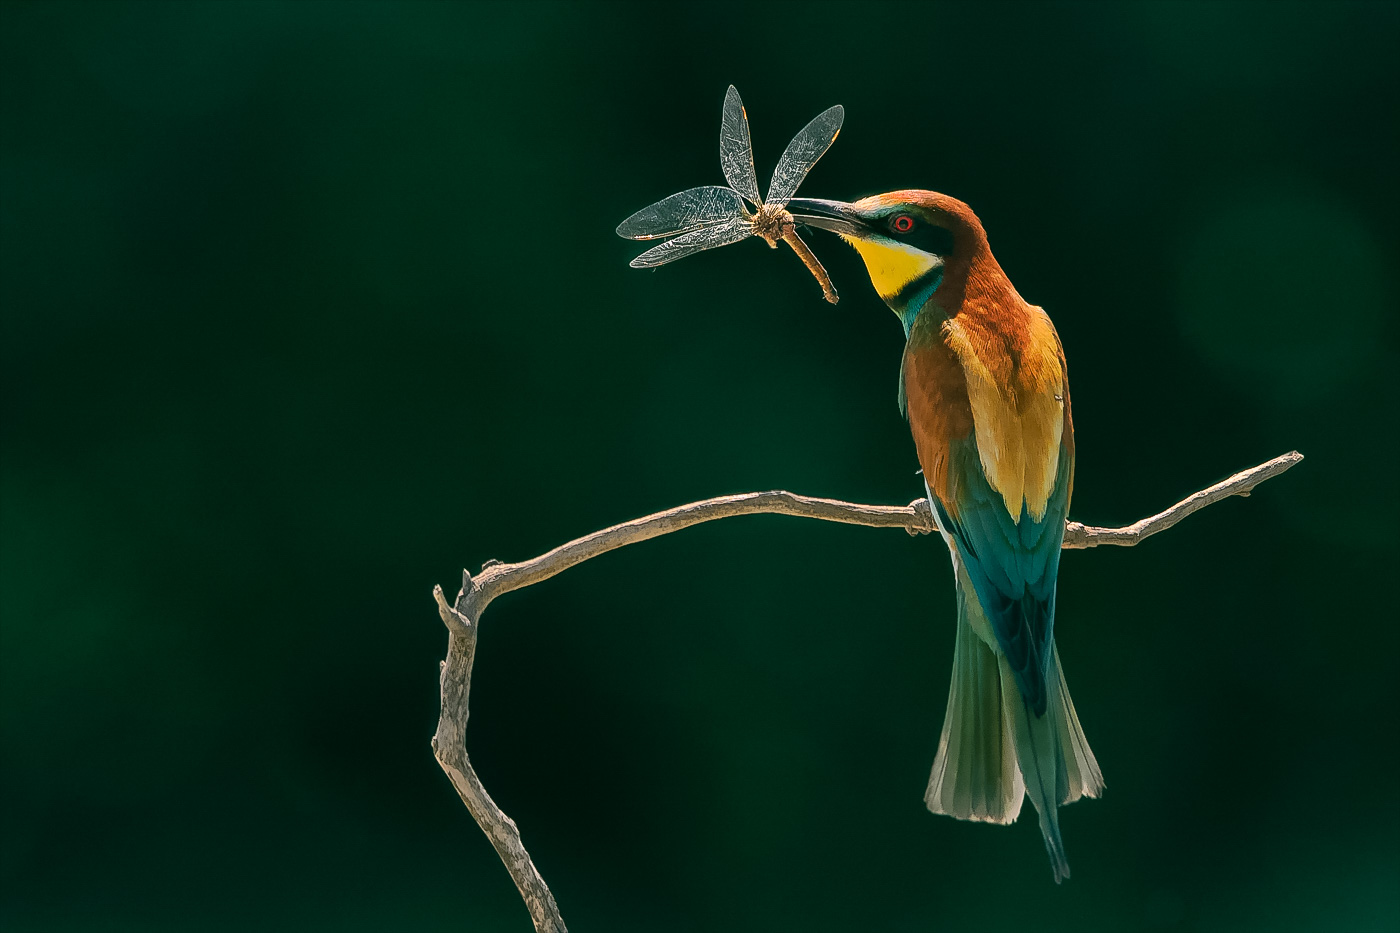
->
xmin=931 ymin=437 xmax=1072 ymax=716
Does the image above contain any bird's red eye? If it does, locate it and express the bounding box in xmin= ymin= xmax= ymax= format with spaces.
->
xmin=892 ymin=214 xmax=915 ymax=233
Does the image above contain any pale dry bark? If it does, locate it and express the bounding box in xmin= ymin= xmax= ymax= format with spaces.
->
xmin=432 ymin=450 xmax=1302 ymax=932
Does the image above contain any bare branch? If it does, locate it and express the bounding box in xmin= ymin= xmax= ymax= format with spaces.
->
xmin=1061 ymin=450 xmax=1303 ymax=547
xmin=460 ymin=451 xmax=1301 ymax=616
xmin=464 ymin=490 xmax=935 ymax=618
xmin=432 ymin=450 xmax=1300 ymax=931
xmin=431 ymin=584 xmax=566 ymax=933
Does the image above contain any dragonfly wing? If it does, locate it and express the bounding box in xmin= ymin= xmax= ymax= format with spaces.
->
xmin=616 ymin=186 xmax=745 ymax=241
xmin=628 ymin=217 xmax=753 ymax=268
xmin=766 ymin=104 xmax=844 ymax=206
xmin=720 ymin=86 xmax=761 ymax=206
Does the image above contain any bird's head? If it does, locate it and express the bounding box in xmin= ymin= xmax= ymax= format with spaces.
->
xmin=786 ymin=190 xmax=986 ymax=332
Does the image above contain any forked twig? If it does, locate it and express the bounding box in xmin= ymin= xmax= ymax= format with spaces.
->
xmin=432 ymin=450 xmax=1302 ymax=932
xmin=432 ymin=589 xmax=563 ymax=933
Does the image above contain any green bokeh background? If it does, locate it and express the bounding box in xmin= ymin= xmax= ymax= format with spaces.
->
xmin=3 ymin=2 xmax=1397 ymax=930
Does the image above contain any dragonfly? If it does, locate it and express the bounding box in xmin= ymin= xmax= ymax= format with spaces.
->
xmin=616 ymin=86 xmax=844 ymax=304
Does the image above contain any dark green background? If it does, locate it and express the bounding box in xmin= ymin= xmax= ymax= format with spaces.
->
xmin=2 ymin=2 xmax=1397 ymax=931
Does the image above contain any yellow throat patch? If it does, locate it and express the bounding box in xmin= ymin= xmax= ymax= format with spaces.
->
xmin=841 ymin=235 xmax=940 ymax=300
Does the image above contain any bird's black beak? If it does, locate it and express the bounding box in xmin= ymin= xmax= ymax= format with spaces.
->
xmin=784 ymin=198 xmax=872 ymax=238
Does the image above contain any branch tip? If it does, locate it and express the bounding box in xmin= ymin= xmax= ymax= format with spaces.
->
xmin=434 ymin=585 xmax=473 ymax=634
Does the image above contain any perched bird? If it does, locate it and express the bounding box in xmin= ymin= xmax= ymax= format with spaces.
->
xmin=785 ymin=192 xmax=1103 ymax=882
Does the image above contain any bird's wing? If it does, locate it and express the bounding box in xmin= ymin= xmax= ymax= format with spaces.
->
xmin=932 ymin=439 xmax=1070 ymax=716
xmin=905 ymin=308 xmax=1073 ymax=715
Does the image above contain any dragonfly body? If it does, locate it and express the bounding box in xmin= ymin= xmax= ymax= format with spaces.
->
xmin=788 ymin=191 xmax=1102 ymax=883
xmin=617 ymin=88 xmax=841 ymax=302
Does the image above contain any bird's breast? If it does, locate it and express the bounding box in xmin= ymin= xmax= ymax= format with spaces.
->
xmin=903 ymin=314 xmax=975 ymax=511
xmin=906 ymin=302 xmax=1068 ymax=523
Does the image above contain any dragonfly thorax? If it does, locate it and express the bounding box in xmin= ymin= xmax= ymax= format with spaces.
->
xmin=750 ymin=204 xmax=795 ymax=249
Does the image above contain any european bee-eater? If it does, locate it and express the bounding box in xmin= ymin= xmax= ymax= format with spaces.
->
xmin=786 ymin=191 xmax=1103 ymax=882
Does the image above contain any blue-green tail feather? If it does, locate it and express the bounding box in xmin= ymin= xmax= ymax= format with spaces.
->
xmin=927 ymin=566 xmax=1104 ymax=883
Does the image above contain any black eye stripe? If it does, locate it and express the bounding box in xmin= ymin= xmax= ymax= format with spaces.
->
xmin=917 ymin=225 xmax=955 ymax=256
xmin=885 ymin=214 xmax=955 ymax=257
